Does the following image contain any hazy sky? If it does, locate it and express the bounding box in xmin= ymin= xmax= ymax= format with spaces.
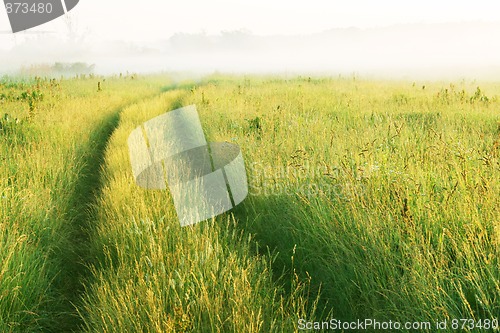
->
xmin=1 ymin=0 xmax=500 ymax=42
xmin=1 ymin=0 xmax=500 ymax=77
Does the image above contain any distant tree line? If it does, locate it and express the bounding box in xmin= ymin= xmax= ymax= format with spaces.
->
xmin=20 ymin=62 xmax=95 ymax=76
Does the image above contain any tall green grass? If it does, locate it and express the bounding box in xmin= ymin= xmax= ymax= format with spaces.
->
xmin=81 ymin=77 xmax=498 ymax=332
xmin=80 ymin=90 xmax=316 ymax=332
xmin=2 ymin=75 xmax=499 ymax=332
xmin=186 ymin=77 xmax=499 ymax=324
xmin=1 ymin=75 xmax=167 ymax=332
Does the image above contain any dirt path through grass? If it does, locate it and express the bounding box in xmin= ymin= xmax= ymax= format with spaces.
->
xmin=58 ymin=89 xmax=180 ymax=331
xmin=55 ymin=109 xmax=123 ymax=332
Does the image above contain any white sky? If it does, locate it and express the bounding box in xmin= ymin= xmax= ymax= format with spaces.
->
xmin=1 ymin=0 xmax=500 ymax=77
xmin=1 ymin=0 xmax=500 ymax=42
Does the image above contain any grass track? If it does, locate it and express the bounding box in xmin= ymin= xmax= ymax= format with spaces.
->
xmin=54 ymin=109 xmax=122 ymax=331
xmin=2 ymin=75 xmax=500 ymax=332
xmin=1 ymin=76 xmax=169 ymax=332
xmin=79 ymin=88 xmax=317 ymax=332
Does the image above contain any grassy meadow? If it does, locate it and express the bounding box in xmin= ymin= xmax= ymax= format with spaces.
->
xmin=1 ymin=74 xmax=499 ymax=332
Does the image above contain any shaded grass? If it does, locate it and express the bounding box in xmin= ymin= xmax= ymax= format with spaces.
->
xmin=1 ymin=75 xmax=169 ymax=332
xmin=51 ymin=109 xmax=122 ymax=332
xmin=2 ymin=75 xmax=499 ymax=332
xmin=185 ymin=77 xmax=500 ymax=326
xmin=80 ymin=90 xmax=318 ymax=332
xmin=80 ymin=77 xmax=499 ymax=331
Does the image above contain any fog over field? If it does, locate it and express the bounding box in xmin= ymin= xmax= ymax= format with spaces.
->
xmin=1 ymin=0 xmax=500 ymax=79
xmin=1 ymin=22 xmax=499 ymax=79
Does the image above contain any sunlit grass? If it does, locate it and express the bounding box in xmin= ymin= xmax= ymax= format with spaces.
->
xmin=80 ymin=91 xmax=316 ymax=332
xmin=0 ymin=75 xmax=167 ymax=332
xmin=1 ymin=74 xmax=499 ymax=332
